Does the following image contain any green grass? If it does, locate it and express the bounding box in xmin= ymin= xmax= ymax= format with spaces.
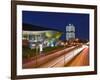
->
xmin=22 ymin=46 xmax=38 ymax=59
xmin=43 ymin=46 xmax=64 ymax=53
xmin=22 ymin=46 xmax=64 ymax=59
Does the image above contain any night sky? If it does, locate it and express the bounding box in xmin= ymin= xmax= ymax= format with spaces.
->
xmin=22 ymin=11 xmax=89 ymax=40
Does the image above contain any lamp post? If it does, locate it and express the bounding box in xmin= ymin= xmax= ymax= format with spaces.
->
xmin=64 ymin=43 xmax=66 ymax=67
xmin=35 ymin=42 xmax=39 ymax=68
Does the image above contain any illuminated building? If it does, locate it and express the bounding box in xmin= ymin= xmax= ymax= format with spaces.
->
xmin=66 ymin=24 xmax=75 ymax=41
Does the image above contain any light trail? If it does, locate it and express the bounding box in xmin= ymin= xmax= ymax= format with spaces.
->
xmin=39 ymin=45 xmax=88 ymax=67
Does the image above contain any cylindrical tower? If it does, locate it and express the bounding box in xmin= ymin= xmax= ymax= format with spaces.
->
xmin=66 ymin=24 xmax=75 ymax=41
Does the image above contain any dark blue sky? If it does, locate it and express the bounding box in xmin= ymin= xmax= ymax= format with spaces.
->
xmin=22 ymin=11 xmax=89 ymax=40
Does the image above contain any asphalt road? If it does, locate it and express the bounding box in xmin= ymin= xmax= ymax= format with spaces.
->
xmin=39 ymin=45 xmax=87 ymax=68
xmin=23 ymin=44 xmax=89 ymax=68
xmin=66 ymin=47 xmax=89 ymax=66
xmin=23 ymin=46 xmax=76 ymax=68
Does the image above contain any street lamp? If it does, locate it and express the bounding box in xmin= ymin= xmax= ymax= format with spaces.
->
xmin=64 ymin=44 xmax=66 ymax=67
xmin=35 ymin=42 xmax=39 ymax=68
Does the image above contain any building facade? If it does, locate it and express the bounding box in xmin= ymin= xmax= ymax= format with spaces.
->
xmin=22 ymin=23 xmax=62 ymax=52
xmin=66 ymin=24 xmax=75 ymax=41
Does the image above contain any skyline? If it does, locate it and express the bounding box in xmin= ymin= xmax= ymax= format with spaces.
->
xmin=22 ymin=11 xmax=89 ymax=40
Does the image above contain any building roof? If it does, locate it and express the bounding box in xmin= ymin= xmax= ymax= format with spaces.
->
xmin=23 ymin=23 xmax=62 ymax=32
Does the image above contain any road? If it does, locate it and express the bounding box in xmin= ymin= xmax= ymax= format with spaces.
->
xmin=66 ymin=47 xmax=89 ymax=66
xmin=39 ymin=45 xmax=87 ymax=68
xmin=23 ymin=44 xmax=89 ymax=68
xmin=23 ymin=46 xmax=76 ymax=68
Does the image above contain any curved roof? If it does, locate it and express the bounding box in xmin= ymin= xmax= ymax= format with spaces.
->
xmin=23 ymin=23 xmax=62 ymax=32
